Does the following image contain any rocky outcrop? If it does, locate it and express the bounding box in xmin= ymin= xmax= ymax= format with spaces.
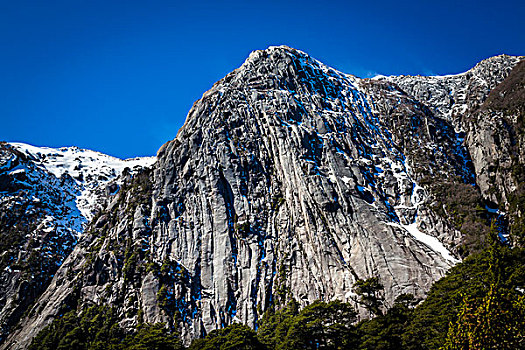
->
xmin=383 ymin=55 xmax=523 ymax=130
xmin=463 ymin=61 xmax=525 ymax=243
xmin=385 ymin=56 xmax=524 ymax=243
xmin=2 ymin=47 xmax=523 ymax=349
xmin=151 ymin=47 xmax=461 ymax=340
xmin=463 ymin=61 xmax=525 ymax=207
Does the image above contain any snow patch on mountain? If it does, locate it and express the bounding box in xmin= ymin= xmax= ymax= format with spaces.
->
xmin=390 ymin=222 xmax=459 ymax=263
xmin=10 ymin=142 xmax=156 ymax=223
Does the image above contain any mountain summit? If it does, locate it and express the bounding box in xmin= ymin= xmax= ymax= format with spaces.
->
xmin=1 ymin=47 xmax=523 ymax=348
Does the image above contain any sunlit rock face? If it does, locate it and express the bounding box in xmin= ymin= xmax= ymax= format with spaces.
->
xmin=2 ymin=47 xmax=522 ymax=348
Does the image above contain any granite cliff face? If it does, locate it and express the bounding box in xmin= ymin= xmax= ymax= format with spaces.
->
xmin=1 ymin=47 xmax=523 ymax=348
xmin=464 ymin=61 xmax=525 ymax=243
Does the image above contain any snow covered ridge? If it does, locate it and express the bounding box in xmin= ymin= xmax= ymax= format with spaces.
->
xmin=375 ymin=54 xmax=524 ymax=129
xmin=9 ymin=142 xmax=156 ymax=223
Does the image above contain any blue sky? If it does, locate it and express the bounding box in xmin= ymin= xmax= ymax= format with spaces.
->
xmin=1 ymin=0 xmax=523 ymax=158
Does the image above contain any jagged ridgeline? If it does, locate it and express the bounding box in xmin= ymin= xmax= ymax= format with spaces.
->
xmin=1 ymin=46 xmax=524 ymax=349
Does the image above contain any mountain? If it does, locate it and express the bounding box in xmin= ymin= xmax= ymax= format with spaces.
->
xmin=1 ymin=46 xmax=523 ymax=348
xmin=0 ymin=143 xmax=154 ymax=343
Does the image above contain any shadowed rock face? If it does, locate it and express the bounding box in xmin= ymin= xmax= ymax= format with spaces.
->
xmin=386 ymin=56 xmax=525 ymax=242
xmin=2 ymin=47 xmax=522 ymax=348
xmin=0 ymin=143 xmax=80 ymax=344
xmin=463 ymin=61 xmax=525 ymax=243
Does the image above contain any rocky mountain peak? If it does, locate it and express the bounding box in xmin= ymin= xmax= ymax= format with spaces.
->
xmin=204 ymin=45 xmax=357 ymax=104
xmin=243 ymin=45 xmax=317 ymax=71
xmin=7 ymin=142 xmax=156 ymax=222
xmin=149 ymin=44 xmax=466 ymax=341
xmin=470 ymin=54 xmax=523 ymax=74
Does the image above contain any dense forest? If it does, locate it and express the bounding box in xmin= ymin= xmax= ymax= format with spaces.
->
xmin=28 ymin=227 xmax=525 ymax=350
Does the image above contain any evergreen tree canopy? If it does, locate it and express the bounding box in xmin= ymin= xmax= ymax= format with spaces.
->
xmin=188 ymin=323 xmax=265 ymax=350
xmin=29 ymin=306 xmax=182 ymax=350
xmin=257 ymin=300 xmax=359 ymax=350
xmin=354 ymin=277 xmax=385 ymax=317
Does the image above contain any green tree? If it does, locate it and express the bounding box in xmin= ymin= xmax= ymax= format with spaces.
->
xmin=354 ymin=277 xmax=385 ymax=317
xmin=257 ymin=299 xmax=299 ymax=349
xmin=441 ymin=226 xmax=525 ymax=350
xmin=122 ymin=324 xmax=182 ymax=350
xmin=278 ymin=300 xmax=359 ymax=350
xmin=29 ymin=306 xmax=124 ymax=350
xmin=441 ymin=287 xmax=525 ymax=350
xmin=358 ymin=294 xmax=417 ymax=350
xmin=29 ymin=305 xmax=182 ymax=350
xmin=188 ymin=323 xmax=265 ymax=350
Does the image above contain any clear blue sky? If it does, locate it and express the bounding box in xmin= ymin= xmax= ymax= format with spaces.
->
xmin=1 ymin=0 xmax=523 ymax=158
